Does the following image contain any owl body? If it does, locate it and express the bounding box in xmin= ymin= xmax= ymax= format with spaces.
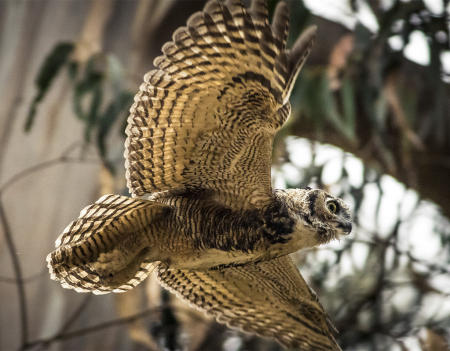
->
xmin=140 ymin=192 xmax=271 ymax=269
xmin=87 ymin=189 xmax=350 ymax=272
xmin=47 ymin=1 xmax=353 ymax=349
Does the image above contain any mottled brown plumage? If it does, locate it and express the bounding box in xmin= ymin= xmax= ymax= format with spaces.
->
xmin=47 ymin=1 xmax=352 ymax=350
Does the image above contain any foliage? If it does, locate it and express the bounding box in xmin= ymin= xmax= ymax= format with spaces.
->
xmin=288 ymin=0 xmax=450 ymax=213
xmin=25 ymin=42 xmax=74 ymax=131
xmin=25 ymin=45 xmax=133 ymax=173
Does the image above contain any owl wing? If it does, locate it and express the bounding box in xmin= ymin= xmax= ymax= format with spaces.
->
xmin=156 ymin=255 xmax=341 ymax=350
xmin=125 ymin=0 xmax=316 ymax=209
xmin=47 ymin=194 xmax=167 ymax=294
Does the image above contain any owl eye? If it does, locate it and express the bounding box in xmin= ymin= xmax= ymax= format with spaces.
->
xmin=327 ymin=201 xmax=338 ymax=214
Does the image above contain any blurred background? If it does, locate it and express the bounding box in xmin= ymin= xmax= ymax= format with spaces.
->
xmin=0 ymin=0 xmax=449 ymax=350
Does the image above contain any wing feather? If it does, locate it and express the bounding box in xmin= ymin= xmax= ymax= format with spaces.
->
xmin=125 ymin=0 xmax=316 ymax=209
xmin=156 ymin=255 xmax=341 ymax=350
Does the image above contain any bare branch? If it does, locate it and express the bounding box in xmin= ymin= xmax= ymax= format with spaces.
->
xmin=0 ymin=142 xmax=98 ymax=195
xmin=351 ymin=238 xmax=450 ymax=275
xmin=22 ymin=306 xmax=162 ymax=350
xmin=0 ymin=140 xmax=98 ymax=350
xmin=0 ymin=270 xmax=46 ymax=284
xmin=58 ymin=295 xmax=92 ymax=334
xmin=0 ymin=199 xmax=28 ymax=346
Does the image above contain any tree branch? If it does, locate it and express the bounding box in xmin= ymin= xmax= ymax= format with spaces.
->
xmin=58 ymin=295 xmax=92 ymax=334
xmin=22 ymin=306 xmax=162 ymax=350
xmin=0 ymin=270 xmax=46 ymax=284
xmin=0 ymin=199 xmax=28 ymax=347
xmin=0 ymin=141 xmax=98 ymax=196
xmin=0 ymin=141 xmax=98 ymax=350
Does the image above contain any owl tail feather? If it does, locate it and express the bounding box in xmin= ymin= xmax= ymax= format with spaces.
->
xmin=46 ymin=194 xmax=168 ymax=294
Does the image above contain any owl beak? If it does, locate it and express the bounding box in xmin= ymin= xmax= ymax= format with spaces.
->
xmin=338 ymin=221 xmax=352 ymax=235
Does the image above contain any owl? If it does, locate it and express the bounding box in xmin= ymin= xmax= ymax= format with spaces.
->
xmin=47 ymin=0 xmax=352 ymax=350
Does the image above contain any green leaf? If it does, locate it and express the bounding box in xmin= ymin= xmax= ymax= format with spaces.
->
xmin=96 ymin=90 xmax=134 ymax=172
xmin=289 ymin=70 xmax=357 ymax=142
xmin=106 ymin=54 xmax=125 ymax=90
xmin=67 ymin=60 xmax=79 ymax=81
xmin=354 ymin=22 xmax=372 ymax=53
xmin=374 ymin=92 xmax=388 ymax=131
xmin=318 ymin=73 xmax=341 ymax=126
xmin=72 ymin=55 xmax=104 ymax=141
xmin=317 ymin=73 xmax=357 ymax=141
xmin=24 ymin=42 xmax=74 ymax=132
xmin=293 ymin=69 xmax=326 ymax=128
xmin=84 ymin=84 xmax=103 ymax=142
xmin=340 ymin=78 xmax=357 ymax=142
xmin=287 ymin=0 xmax=310 ymax=47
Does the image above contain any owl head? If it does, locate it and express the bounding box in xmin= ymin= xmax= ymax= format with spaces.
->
xmin=276 ymin=188 xmax=352 ymax=248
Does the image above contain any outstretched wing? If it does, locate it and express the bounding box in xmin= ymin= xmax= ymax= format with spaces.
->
xmin=156 ymin=255 xmax=341 ymax=350
xmin=125 ymin=0 xmax=316 ymax=209
xmin=47 ymin=194 xmax=167 ymax=294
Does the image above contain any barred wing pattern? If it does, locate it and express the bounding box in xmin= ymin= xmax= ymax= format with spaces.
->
xmin=125 ymin=0 xmax=316 ymax=209
xmin=46 ymin=0 xmax=336 ymax=348
xmin=156 ymin=255 xmax=341 ymax=350
xmin=47 ymin=195 xmax=166 ymax=294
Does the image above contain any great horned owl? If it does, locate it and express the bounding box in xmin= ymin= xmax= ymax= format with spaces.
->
xmin=47 ymin=0 xmax=352 ymax=350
